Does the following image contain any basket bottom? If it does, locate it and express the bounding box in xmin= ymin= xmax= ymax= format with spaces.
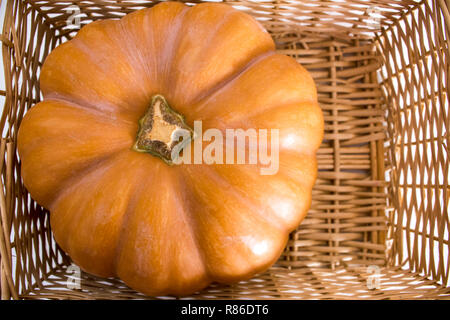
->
xmin=19 ymin=265 xmax=450 ymax=300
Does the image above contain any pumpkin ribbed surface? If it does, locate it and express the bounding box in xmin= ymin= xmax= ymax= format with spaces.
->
xmin=17 ymin=1 xmax=323 ymax=296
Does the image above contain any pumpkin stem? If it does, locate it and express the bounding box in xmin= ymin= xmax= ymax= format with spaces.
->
xmin=132 ymin=95 xmax=194 ymax=165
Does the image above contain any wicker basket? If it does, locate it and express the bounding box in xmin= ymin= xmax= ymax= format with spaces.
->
xmin=0 ymin=0 xmax=449 ymax=300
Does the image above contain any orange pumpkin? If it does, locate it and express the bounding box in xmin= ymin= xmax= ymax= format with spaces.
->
xmin=17 ymin=1 xmax=323 ymax=296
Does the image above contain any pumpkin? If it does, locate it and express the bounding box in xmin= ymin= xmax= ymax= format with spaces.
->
xmin=17 ymin=1 xmax=323 ymax=296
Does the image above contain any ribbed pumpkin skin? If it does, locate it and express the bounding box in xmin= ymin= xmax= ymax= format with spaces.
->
xmin=17 ymin=2 xmax=323 ymax=296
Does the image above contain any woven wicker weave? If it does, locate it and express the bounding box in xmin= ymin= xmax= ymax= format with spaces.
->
xmin=0 ymin=0 xmax=449 ymax=300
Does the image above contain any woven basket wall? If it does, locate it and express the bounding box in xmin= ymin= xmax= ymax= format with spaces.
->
xmin=0 ymin=0 xmax=449 ymax=300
